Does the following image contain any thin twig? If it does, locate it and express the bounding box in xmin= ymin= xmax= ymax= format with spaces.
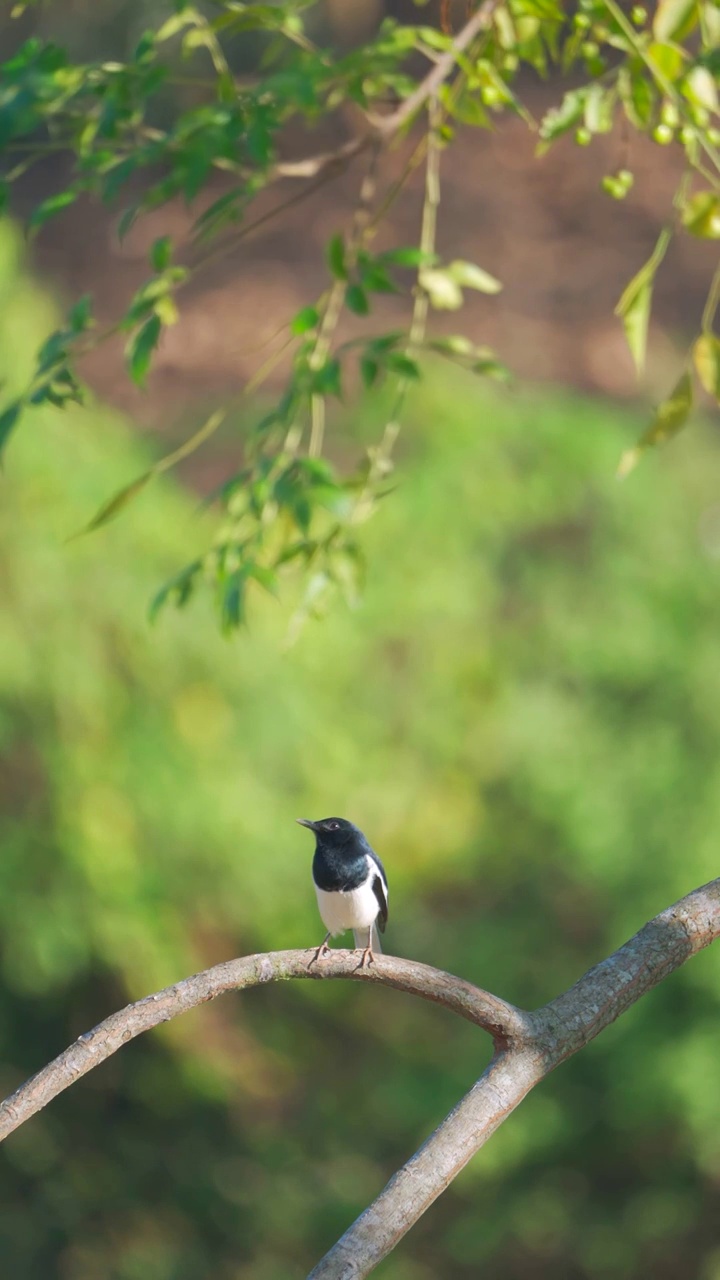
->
xmin=308 ymin=143 xmax=382 ymax=457
xmin=701 ymin=259 xmax=720 ymax=334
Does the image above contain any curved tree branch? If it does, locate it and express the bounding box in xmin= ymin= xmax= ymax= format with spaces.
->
xmin=2 ymin=880 xmax=719 ymax=1279
xmin=0 ymin=951 xmax=525 ymax=1143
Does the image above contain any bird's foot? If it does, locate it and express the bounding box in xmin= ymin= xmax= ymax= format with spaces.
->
xmin=356 ymin=946 xmax=376 ymax=970
xmin=307 ymin=937 xmax=332 ymax=969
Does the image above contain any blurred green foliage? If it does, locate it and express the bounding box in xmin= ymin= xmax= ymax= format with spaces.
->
xmin=1 ymin=217 xmax=720 ymax=1278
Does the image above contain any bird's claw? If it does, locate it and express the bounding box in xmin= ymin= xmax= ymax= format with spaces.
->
xmin=307 ymin=940 xmax=331 ymax=969
xmin=356 ymin=947 xmax=375 ymax=970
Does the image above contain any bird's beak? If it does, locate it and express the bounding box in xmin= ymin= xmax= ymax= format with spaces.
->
xmin=296 ymin=818 xmax=317 ymax=830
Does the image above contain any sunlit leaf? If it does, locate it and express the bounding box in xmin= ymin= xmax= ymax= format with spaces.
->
xmin=693 ymin=333 xmax=720 ymax=399
xmin=419 ymin=267 xmax=464 ymax=310
xmin=653 ymin=0 xmax=698 ymax=41
xmin=538 ymin=88 xmax=586 ymax=148
xmin=447 ymin=260 xmax=503 ymax=294
xmin=682 ymin=191 xmax=720 ymax=239
xmin=683 ymin=65 xmax=719 ymax=112
xmin=615 ymin=276 xmax=652 ymax=376
xmin=379 ymin=247 xmax=437 ymax=269
xmin=615 ymin=228 xmax=671 ymax=374
xmin=73 ymin=472 xmax=152 ymax=536
xmin=584 ymin=84 xmax=615 ymax=134
xmin=647 ymin=41 xmax=688 ymax=80
xmin=291 ymin=305 xmax=319 ymax=335
xmin=618 ymin=370 xmax=693 ymax=476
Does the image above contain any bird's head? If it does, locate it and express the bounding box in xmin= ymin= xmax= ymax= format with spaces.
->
xmin=296 ymin=816 xmax=361 ymax=850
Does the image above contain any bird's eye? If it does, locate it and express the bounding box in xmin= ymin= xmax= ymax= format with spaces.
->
xmin=328 ymin=821 xmax=340 ymax=830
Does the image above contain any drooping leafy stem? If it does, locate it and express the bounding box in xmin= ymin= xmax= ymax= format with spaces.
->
xmin=1 ymin=0 xmax=719 ymax=631
xmin=347 ymin=102 xmax=443 ymax=531
xmin=309 ymin=142 xmax=383 ymax=459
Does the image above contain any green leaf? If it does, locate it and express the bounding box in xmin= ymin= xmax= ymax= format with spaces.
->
xmin=653 ymin=0 xmax=698 ymax=41
xmin=73 ymin=472 xmax=152 ymax=537
xmin=220 ymin=570 xmax=246 ymax=634
xmin=379 ymin=247 xmax=436 ymax=268
xmin=447 ymin=260 xmax=503 ymax=294
xmin=149 ymin=561 xmax=201 ymax=622
xmin=683 ymin=65 xmax=718 ymax=112
xmin=681 ymin=192 xmax=720 ymax=239
xmin=79 ymin=408 xmax=225 ymax=539
xmin=0 ymin=400 xmax=23 ymax=455
xmin=448 ymin=85 xmax=491 ymax=127
xmin=428 ymin=335 xmax=475 ymax=356
xmin=616 ymin=276 xmax=652 ymax=377
xmin=117 ymin=206 xmax=140 ymax=243
xmin=154 ymin=295 xmax=179 ymax=326
xmin=615 ymin=228 xmax=671 ymax=375
xmin=291 ymin=305 xmax=319 ymax=335
xmin=125 ymin=314 xmax=162 ymax=387
xmin=311 ymin=358 xmax=342 ymax=398
xmin=327 ymin=234 xmax=348 ymax=281
xmin=28 ymin=190 xmax=78 ymax=233
xmin=345 ymin=284 xmax=369 ymax=315
xmin=702 ymin=0 xmax=720 ymax=46
xmin=647 ymin=41 xmax=688 ymax=81
xmin=359 ymin=263 xmax=397 ymax=294
xmin=584 ymin=84 xmax=615 ymax=135
xmin=693 ymin=333 xmax=720 ymax=399
xmin=150 ymin=235 xmax=172 ymax=271
xmin=360 ymin=355 xmax=379 ymax=388
xmin=618 ymin=370 xmax=694 ymax=476
xmin=618 ymin=67 xmax=655 ymax=128
xmin=386 ymin=353 xmax=420 ymax=379
xmin=69 ymin=295 xmax=93 ymax=334
xmin=419 ymin=267 xmax=464 ymax=310
xmin=538 ymin=88 xmax=586 ymax=148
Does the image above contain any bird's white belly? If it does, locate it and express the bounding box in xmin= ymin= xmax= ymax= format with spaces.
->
xmin=315 ymin=882 xmax=378 ymax=936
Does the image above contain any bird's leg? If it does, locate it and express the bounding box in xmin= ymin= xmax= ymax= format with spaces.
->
xmin=356 ymin=928 xmax=375 ymax=969
xmin=308 ymin=932 xmax=332 ymax=968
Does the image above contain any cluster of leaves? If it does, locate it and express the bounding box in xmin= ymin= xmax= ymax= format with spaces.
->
xmin=0 ymin=0 xmax=719 ymax=629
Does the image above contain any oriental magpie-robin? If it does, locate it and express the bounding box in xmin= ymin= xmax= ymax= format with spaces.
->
xmin=297 ymin=817 xmax=388 ymax=966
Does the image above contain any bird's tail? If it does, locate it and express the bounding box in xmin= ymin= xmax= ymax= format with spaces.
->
xmin=354 ymin=925 xmax=382 ymax=954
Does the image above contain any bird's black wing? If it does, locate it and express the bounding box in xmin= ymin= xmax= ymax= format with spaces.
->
xmin=368 ymin=851 xmax=389 ymax=933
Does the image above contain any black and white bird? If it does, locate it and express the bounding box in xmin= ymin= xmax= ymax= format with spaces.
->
xmin=296 ymin=817 xmax=388 ymax=966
